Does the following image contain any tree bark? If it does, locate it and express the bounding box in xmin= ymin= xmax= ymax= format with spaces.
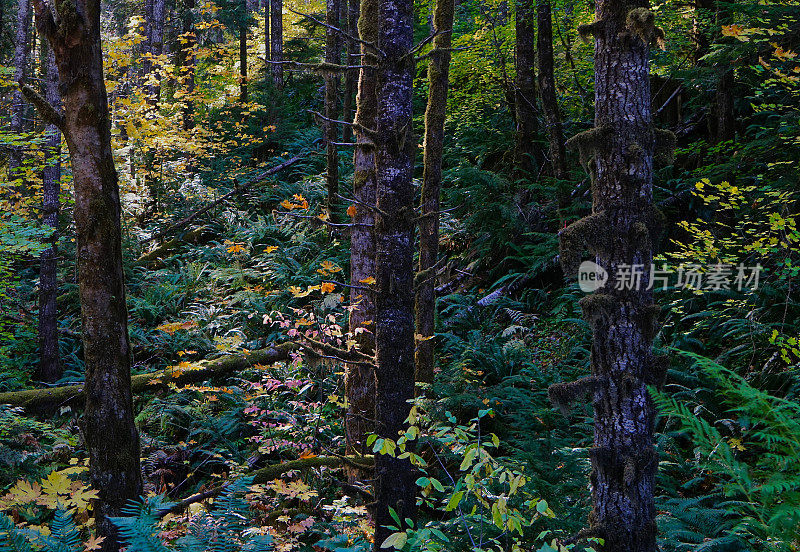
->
xmin=264 ymin=0 xmax=271 ymax=66
xmin=177 ymin=0 xmax=195 ymax=130
xmin=324 ymin=0 xmax=341 ymax=218
xmin=144 ymin=0 xmax=166 ymax=101
xmin=9 ymin=0 xmax=31 ymax=185
xmin=373 ymin=0 xmax=417 ymax=544
xmin=345 ymin=0 xmax=377 ymax=469
xmin=550 ymin=3 xmax=665 ymax=551
xmin=514 ymin=0 xmax=539 ymax=174
xmin=29 ymin=2 xmax=143 ymax=550
xmin=240 ymin=0 xmax=249 ymax=104
xmin=341 ymin=0 xmax=359 ymax=143
xmin=414 ymin=0 xmax=454 ymax=387
xmin=536 ymin=0 xmax=566 ymax=181
xmin=271 ymin=0 xmax=283 ymax=88
xmin=37 ymin=46 xmax=61 ymax=384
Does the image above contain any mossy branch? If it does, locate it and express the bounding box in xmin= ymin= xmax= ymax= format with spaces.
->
xmin=20 ymin=83 xmax=64 ymax=130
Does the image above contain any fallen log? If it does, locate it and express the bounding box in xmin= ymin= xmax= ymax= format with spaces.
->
xmin=160 ymin=455 xmax=374 ymax=516
xmin=140 ymin=153 xmax=305 ymax=245
xmin=137 ymin=227 xmax=215 ymax=267
xmin=0 ymin=343 xmax=296 ymax=410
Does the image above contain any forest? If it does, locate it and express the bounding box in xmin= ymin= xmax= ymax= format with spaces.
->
xmin=0 ymin=0 xmax=799 ymax=550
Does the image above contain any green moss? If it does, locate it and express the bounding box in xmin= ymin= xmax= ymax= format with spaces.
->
xmin=559 ymin=212 xmax=607 ymax=276
xmin=654 ymin=128 xmax=677 ymax=166
xmin=548 ymin=376 xmax=600 ymax=415
xmin=579 ymin=293 xmax=620 ymax=325
xmin=566 ymin=125 xmax=614 ymax=179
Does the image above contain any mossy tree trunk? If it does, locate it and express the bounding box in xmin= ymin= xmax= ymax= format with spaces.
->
xmin=373 ymin=0 xmax=417 ymax=545
xmin=37 ymin=46 xmax=62 ymax=384
xmin=346 ymin=0 xmax=377 ymax=473
xmin=536 ymin=0 xmax=566 ymax=182
xmin=9 ymin=0 xmax=30 ymax=186
xmin=550 ymin=3 xmax=667 ymax=551
xmin=324 ymin=0 xmax=341 ymax=218
xmin=271 ymin=0 xmax=283 ymax=88
xmin=514 ymin=0 xmax=539 ymax=174
xmin=30 ymin=2 xmax=144 ymax=551
xmin=414 ymin=0 xmax=454 ymax=387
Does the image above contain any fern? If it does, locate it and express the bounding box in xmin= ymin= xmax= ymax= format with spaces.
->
xmin=0 ymin=515 xmax=33 ymax=552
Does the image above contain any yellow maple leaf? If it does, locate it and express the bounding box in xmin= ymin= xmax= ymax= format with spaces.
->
xmin=264 ymin=246 xmax=279 ymax=253
xmin=359 ymin=277 xmax=376 ymax=285
xmin=9 ymin=479 xmax=42 ymax=504
xmin=41 ymin=470 xmax=72 ymax=496
xmin=70 ymin=487 xmax=100 ymax=510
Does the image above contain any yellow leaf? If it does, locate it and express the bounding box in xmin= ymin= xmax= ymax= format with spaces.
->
xmin=359 ymin=277 xmax=376 ymax=285
xmin=321 ymin=282 xmax=336 ymax=294
xmin=41 ymin=470 xmax=72 ymax=496
xmin=84 ymin=535 xmax=106 ymax=552
xmin=347 ymin=204 xmax=357 ymax=217
xmin=9 ymin=479 xmax=42 ymax=504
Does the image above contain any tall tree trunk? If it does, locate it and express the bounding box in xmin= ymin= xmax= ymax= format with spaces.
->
xmin=550 ymin=3 xmax=666 ymax=551
xmin=414 ymin=0 xmax=454 ymax=387
xmin=144 ymin=0 xmax=166 ymax=101
xmin=341 ymin=0 xmax=359 ymax=143
xmin=29 ymin=3 xmax=143 ymax=551
xmin=178 ymin=0 xmax=196 ymax=130
xmin=536 ymin=0 xmax=566 ymax=181
xmin=240 ymin=2 xmax=248 ymax=104
xmin=373 ymin=0 xmax=417 ymax=545
xmin=9 ymin=0 xmax=31 ymax=186
xmin=264 ymin=0 xmax=271 ymax=66
xmin=345 ymin=0 xmax=377 ymax=472
xmin=270 ymin=0 xmax=283 ymax=87
xmin=514 ymin=0 xmax=538 ymax=174
xmin=37 ymin=46 xmax=61 ymax=384
xmin=324 ymin=0 xmax=341 ymax=218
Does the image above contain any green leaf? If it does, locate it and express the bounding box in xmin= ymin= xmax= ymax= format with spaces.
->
xmin=380 ymin=532 xmax=407 ymax=550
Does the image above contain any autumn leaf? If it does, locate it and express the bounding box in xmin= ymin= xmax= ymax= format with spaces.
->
xmin=156 ymin=320 xmax=198 ymax=334
xmin=321 ymin=282 xmax=336 ymax=294
xmin=84 ymin=535 xmax=106 ymax=552
xmin=8 ymin=479 xmax=42 ymax=504
xmin=347 ymin=204 xmax=357 ymax=217
xmin=359 ymin=277 xmax=376 ymax=285
xmin=264 ymin=246 xmax=279 ymax=253
xmin=41 ymin=470 xmax=72 ymax=496
xmin=721 ymin=24 xmax=748 ymax=41
xmin=70 ymin=487 xmax=100 ymax=510
xmin=226 ymin=243 xmax=246 ymax=254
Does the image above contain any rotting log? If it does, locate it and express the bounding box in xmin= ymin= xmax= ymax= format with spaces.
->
xmin=0 ymin=343 xmax=296 ymax=410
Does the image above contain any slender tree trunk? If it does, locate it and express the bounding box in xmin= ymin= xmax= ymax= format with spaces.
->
xmin=551 ymin=3 xmax=665 ymax=551
xmin=144 ymin=0 xmax=166 ymax=101
xmin=29 ymin=3 xmax=143 ymax=551
xmin=240 ymin=2 xmax=248 ymax=104
xmin=514 ymin=0 xmax=538 ymax=174
xmin=271 ymin=0 xmax=283 ymax=87
xmin=324 ymin=0 xmax=341 ymax=218
xmin=414 ymin=0 xmax=454 ymax=387
xmin=9 ymin=0 xmax=31 ymax=185
xmin=536 ymin=0 xmax=566 ymax=181
xmin=37 ymin=46 xmax=61 ymax=384
xmin=345 ymin=0 xmax=377 ymax=471
xmin=264 ymin=0 xmax=271 ymax=66
xmin=341 ymin=0 xmax=359 ymax=143
xmin=178 ymin=0 xmax=195 ymax=130
xmin=373 ymin=0 xmax=417 ymax=545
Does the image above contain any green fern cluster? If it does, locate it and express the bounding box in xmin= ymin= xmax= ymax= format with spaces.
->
xmin=655 ymin=350 xmax=800 ymax=551
xmin=111 ymin=477 xmax=273 ymax=552
xmin=0 ymin=508 xmax=81 ymax=552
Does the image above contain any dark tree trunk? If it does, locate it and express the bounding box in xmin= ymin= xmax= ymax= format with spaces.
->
xmin=551 ymin=3 xmax=666 ymax=551
xmin=345 ymin=0 xmax=377 ymax=470
xmin=144 ymin=0 xmax=166 ymax=101
xmin=324 ymin=0 xmax=341 ymax=218
xmin=29 ymin=3 xmax=143 ymax=551
xmin=177 ymin=0 xmax=196 ymax=130
xmin=373 ymin=0 xmax=417 ymax=545
xmin=341 ymin=0 xmax=359 ymax=143
xmin=536 ymin=0 xmax=566 ymax=181
xmin=414 ymin=0 xmax=454 ymax=387
xmin=264 ymin=0 xmax=271 ymax=65
xmin=240 ymin=2 xmax=248 ymax=104
xmin=514 ymin=0 xmax=538 ymax=174
xmin=271 ymin=0 xmax=283 ymax=87
xmin=37 ymin=46 xmax=61 ymax=384
xmin=9 ymin=0 xmax=30 ymax=184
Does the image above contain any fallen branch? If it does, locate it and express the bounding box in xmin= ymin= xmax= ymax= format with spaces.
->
xmin=159 ymin=455 xmax=374 ymax=516
xmin=140 ymin=154 xmax=305 ymax=245
xmin=0 ymin=343 xmax=296 ymax=410
xmin=136 ymin=227 xmax=215 ymax=267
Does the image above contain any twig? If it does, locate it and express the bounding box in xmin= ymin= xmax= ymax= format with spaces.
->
xmin=287 ymin=7 xmax=384 ymax=57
